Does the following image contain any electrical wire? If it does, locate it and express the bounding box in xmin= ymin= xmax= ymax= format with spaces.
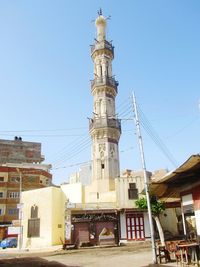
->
xmin=53 ymin=139 xmax=91 ymax=168
xmin=136 ymin=104 xmax=178 ymax=168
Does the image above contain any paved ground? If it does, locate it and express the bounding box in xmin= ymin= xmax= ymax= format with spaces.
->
xmin=0 ymin=243 xmax=179 ymax=267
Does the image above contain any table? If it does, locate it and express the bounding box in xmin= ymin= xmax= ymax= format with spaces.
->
xmin=177 ymin=242 xmax=199 ymax=266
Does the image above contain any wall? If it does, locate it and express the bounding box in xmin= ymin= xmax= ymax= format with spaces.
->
xmin=22 ymin=186 xmax=65 ymax=249
xmin=193 ymin=185 xmax=200 ymax=240
xmin=144 ymin=212 xmax=151 ymax=238
xmin=51 ymin=188 xmax=65 ymax=244
xmin=115 ymin=174 xmax=145 ymax=209
xmin=195 ymin=210 xmax=200 ymax=239
xmin=119 ymin=212 xmax=126 ymax=240
xmin=84 ymin=180 xmax=116 ymax=204
xmin=61 ymin=183 xmax=83 ymax=204
xmin=0 ymin=138 xmax=43 ymax=164
xmin=159 ymin=208 xmax=179 ymax=236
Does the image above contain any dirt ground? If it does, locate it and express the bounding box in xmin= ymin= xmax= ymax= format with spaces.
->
xmin=0 ymin=257 xmax=77 ymax=267
xmin=0 ymin=245 xmax=178 ymax=267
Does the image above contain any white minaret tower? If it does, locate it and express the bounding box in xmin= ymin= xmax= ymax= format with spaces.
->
xmin=89 ymin=10 xmax=121 ymax=193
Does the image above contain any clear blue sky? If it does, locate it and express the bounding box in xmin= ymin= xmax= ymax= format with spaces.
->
xmin=0 ymin=1 xmax=199 ymax=185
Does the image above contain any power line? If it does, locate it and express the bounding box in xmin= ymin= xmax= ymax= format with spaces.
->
xmin=47 ymin=132 xmax=89 ymax=161
xmin=0 ymin=134 xmax=86 ymax=137
xmin=136 ymin=104 xmax=178 ymax=168
xmin=52 ymin=138 xmax=91 ymax=168
xmin=52 ymin=160 xmax=91 ymax=170
xmin=0 ymin=127 xmax=87 ymax=133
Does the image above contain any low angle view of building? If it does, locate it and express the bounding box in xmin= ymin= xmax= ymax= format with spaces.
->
xmin=20 ymin=11 xmax=153 ymax=249
xmin=0 ymin=2 xmax=199 ymax=267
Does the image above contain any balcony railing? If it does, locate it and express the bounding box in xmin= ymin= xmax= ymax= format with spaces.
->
xmin=89 ymin=117 xmax=121 ymax=132
xmin=91 ymin=76 xmax=118 ymax=92
xmin=91 ymin=40 xmax=114 ymax=55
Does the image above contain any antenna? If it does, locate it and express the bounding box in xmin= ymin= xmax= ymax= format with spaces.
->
xmin=98 ymin=8 xmax=102 ymax=16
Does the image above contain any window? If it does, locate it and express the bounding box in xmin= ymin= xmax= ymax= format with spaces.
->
xmin=0 ymin=209 xmax=3 ymax=215
xmin=101 ymin=163 xmax=105 ymax=169
xmin=8 ymin=208 xmax=19 ymax=215
xmin=28 ymin=176 xmax=36 ymax=183
xmin=8 ymin=192 xmax=20 ymax=198
xmin=28 ymin=218 xmax=40 ymax=237
xmin=10 ymin=177 xmax=20 ymax=183
xmin=0 ymin=192 xmax=3 ymax=198
xmin=31 ymin=206 xmax=38 ymax=218
xmin=129 ymin=183 xmax=136 ymax=189
xmin=28 ymin=205 xmax=40 ymax=238
xmin=0 ymin=177 xmax=4 ymax=182
xmin=128 ymin=183 xmax=138 ymax=200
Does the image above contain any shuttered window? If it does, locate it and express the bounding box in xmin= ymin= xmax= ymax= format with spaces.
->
xmin=28 ymin=218 xmax=40 ymax=237
xmin=128 ymin=183 xmax=138 ymax=199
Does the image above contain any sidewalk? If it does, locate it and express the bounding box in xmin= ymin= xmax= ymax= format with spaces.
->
xmin=0 ymin=245 xmax=63 ymax=258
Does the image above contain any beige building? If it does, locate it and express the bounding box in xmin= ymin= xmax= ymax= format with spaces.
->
xmin=22 ymin=187 xmax=65 ymax=249
xmin=0 ymin=137 xmax=52 ymax=241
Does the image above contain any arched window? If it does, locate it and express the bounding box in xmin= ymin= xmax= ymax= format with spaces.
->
xmin=31 ymin=205 xmax=38 ymax=218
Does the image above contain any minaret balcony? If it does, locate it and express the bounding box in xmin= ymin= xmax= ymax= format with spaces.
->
xmin=89 ymin=117 xmax=121 ymax=133
xmin=91 ymin=76 xmax=118 ymax=93
xmin=90 ymin=40 xmax=114 ymax=56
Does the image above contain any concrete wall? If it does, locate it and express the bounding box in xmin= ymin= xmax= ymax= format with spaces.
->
xmin=0 ymin=138 xmax=43 ymax=164
xmin=115 ymin=174 xmax=145 ymax=209
xmin=119 ymin=212 xmax=126 ymax=240
xmin=159 ymin=208 xmax=179 ymax=236
xmin=144 ymin=212 xmax=151 ymax=238
xmin=22 ymin=186 xmax=65 ymax=249
xmin=61 ymin=183 xmax=83 ymax=204
xmin=195 ymin=210 xmax=200 ymax=238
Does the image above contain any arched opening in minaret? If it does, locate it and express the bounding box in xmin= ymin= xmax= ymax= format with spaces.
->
xmin=106 ymin=61 xmax=109 ymax=77
xmin=101 ymin=160 xmax=105 ymax=180
xmin=100 ymin=65 xmax=102 ymax=77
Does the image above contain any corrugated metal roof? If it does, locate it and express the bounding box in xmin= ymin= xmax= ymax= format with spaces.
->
xmin=150 ymin=154 xmax=200 ymax=203
xmin=153 ymin=154 xmax=200 ymax=184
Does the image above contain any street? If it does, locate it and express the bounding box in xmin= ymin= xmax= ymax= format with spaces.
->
xmin=44 ymin=246 xmax=154 ymax=267
xmin=0 ymin=245 xmax=178 ymax=267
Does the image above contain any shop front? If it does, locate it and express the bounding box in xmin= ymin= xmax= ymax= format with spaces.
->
xmin=70 ymin=210 xmax=119 ymax=247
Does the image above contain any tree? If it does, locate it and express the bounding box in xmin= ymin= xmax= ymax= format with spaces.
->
xmin=135 ymin=196 xmax=165 ymax=245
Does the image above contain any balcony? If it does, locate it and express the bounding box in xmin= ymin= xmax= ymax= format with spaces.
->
xmin=89 ymin=117 xmax=121 ymax=132
xmin=91 ymin=76 xmax=118 ymax=93
xmin=91 ymin=40 xmax=114 ymax=55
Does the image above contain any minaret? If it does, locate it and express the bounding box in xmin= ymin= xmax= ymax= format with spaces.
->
xmin=89 ymin=10 xmax=121 ymax=192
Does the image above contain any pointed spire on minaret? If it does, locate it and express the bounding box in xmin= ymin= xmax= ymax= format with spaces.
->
xmin=95 ymin=8 xmax=106 ymax=42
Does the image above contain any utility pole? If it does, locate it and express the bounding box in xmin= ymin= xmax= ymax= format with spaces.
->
xmin=132 ymin=92 xmax=157 ymax=264
xmin=16 ymin=168 xmax=23 ymax=250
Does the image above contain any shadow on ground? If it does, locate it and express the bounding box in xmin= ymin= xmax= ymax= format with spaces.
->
xmin=0 ymin=257 xmax=80 ymax=267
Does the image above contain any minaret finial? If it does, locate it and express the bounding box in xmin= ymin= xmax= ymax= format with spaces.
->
xmin=98 ymin=8 xmax=102 ymax=16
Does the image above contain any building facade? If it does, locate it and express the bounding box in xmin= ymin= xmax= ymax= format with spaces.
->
xmin=0 ymin=137 xmax=52 ymax=240
xmin=0 ymin=137 xmax=44 ymax=164
xmin=89 ymin=10 xmax=121 ymax=194
xmin=20 ymin=12 xmax=153 ymax=249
